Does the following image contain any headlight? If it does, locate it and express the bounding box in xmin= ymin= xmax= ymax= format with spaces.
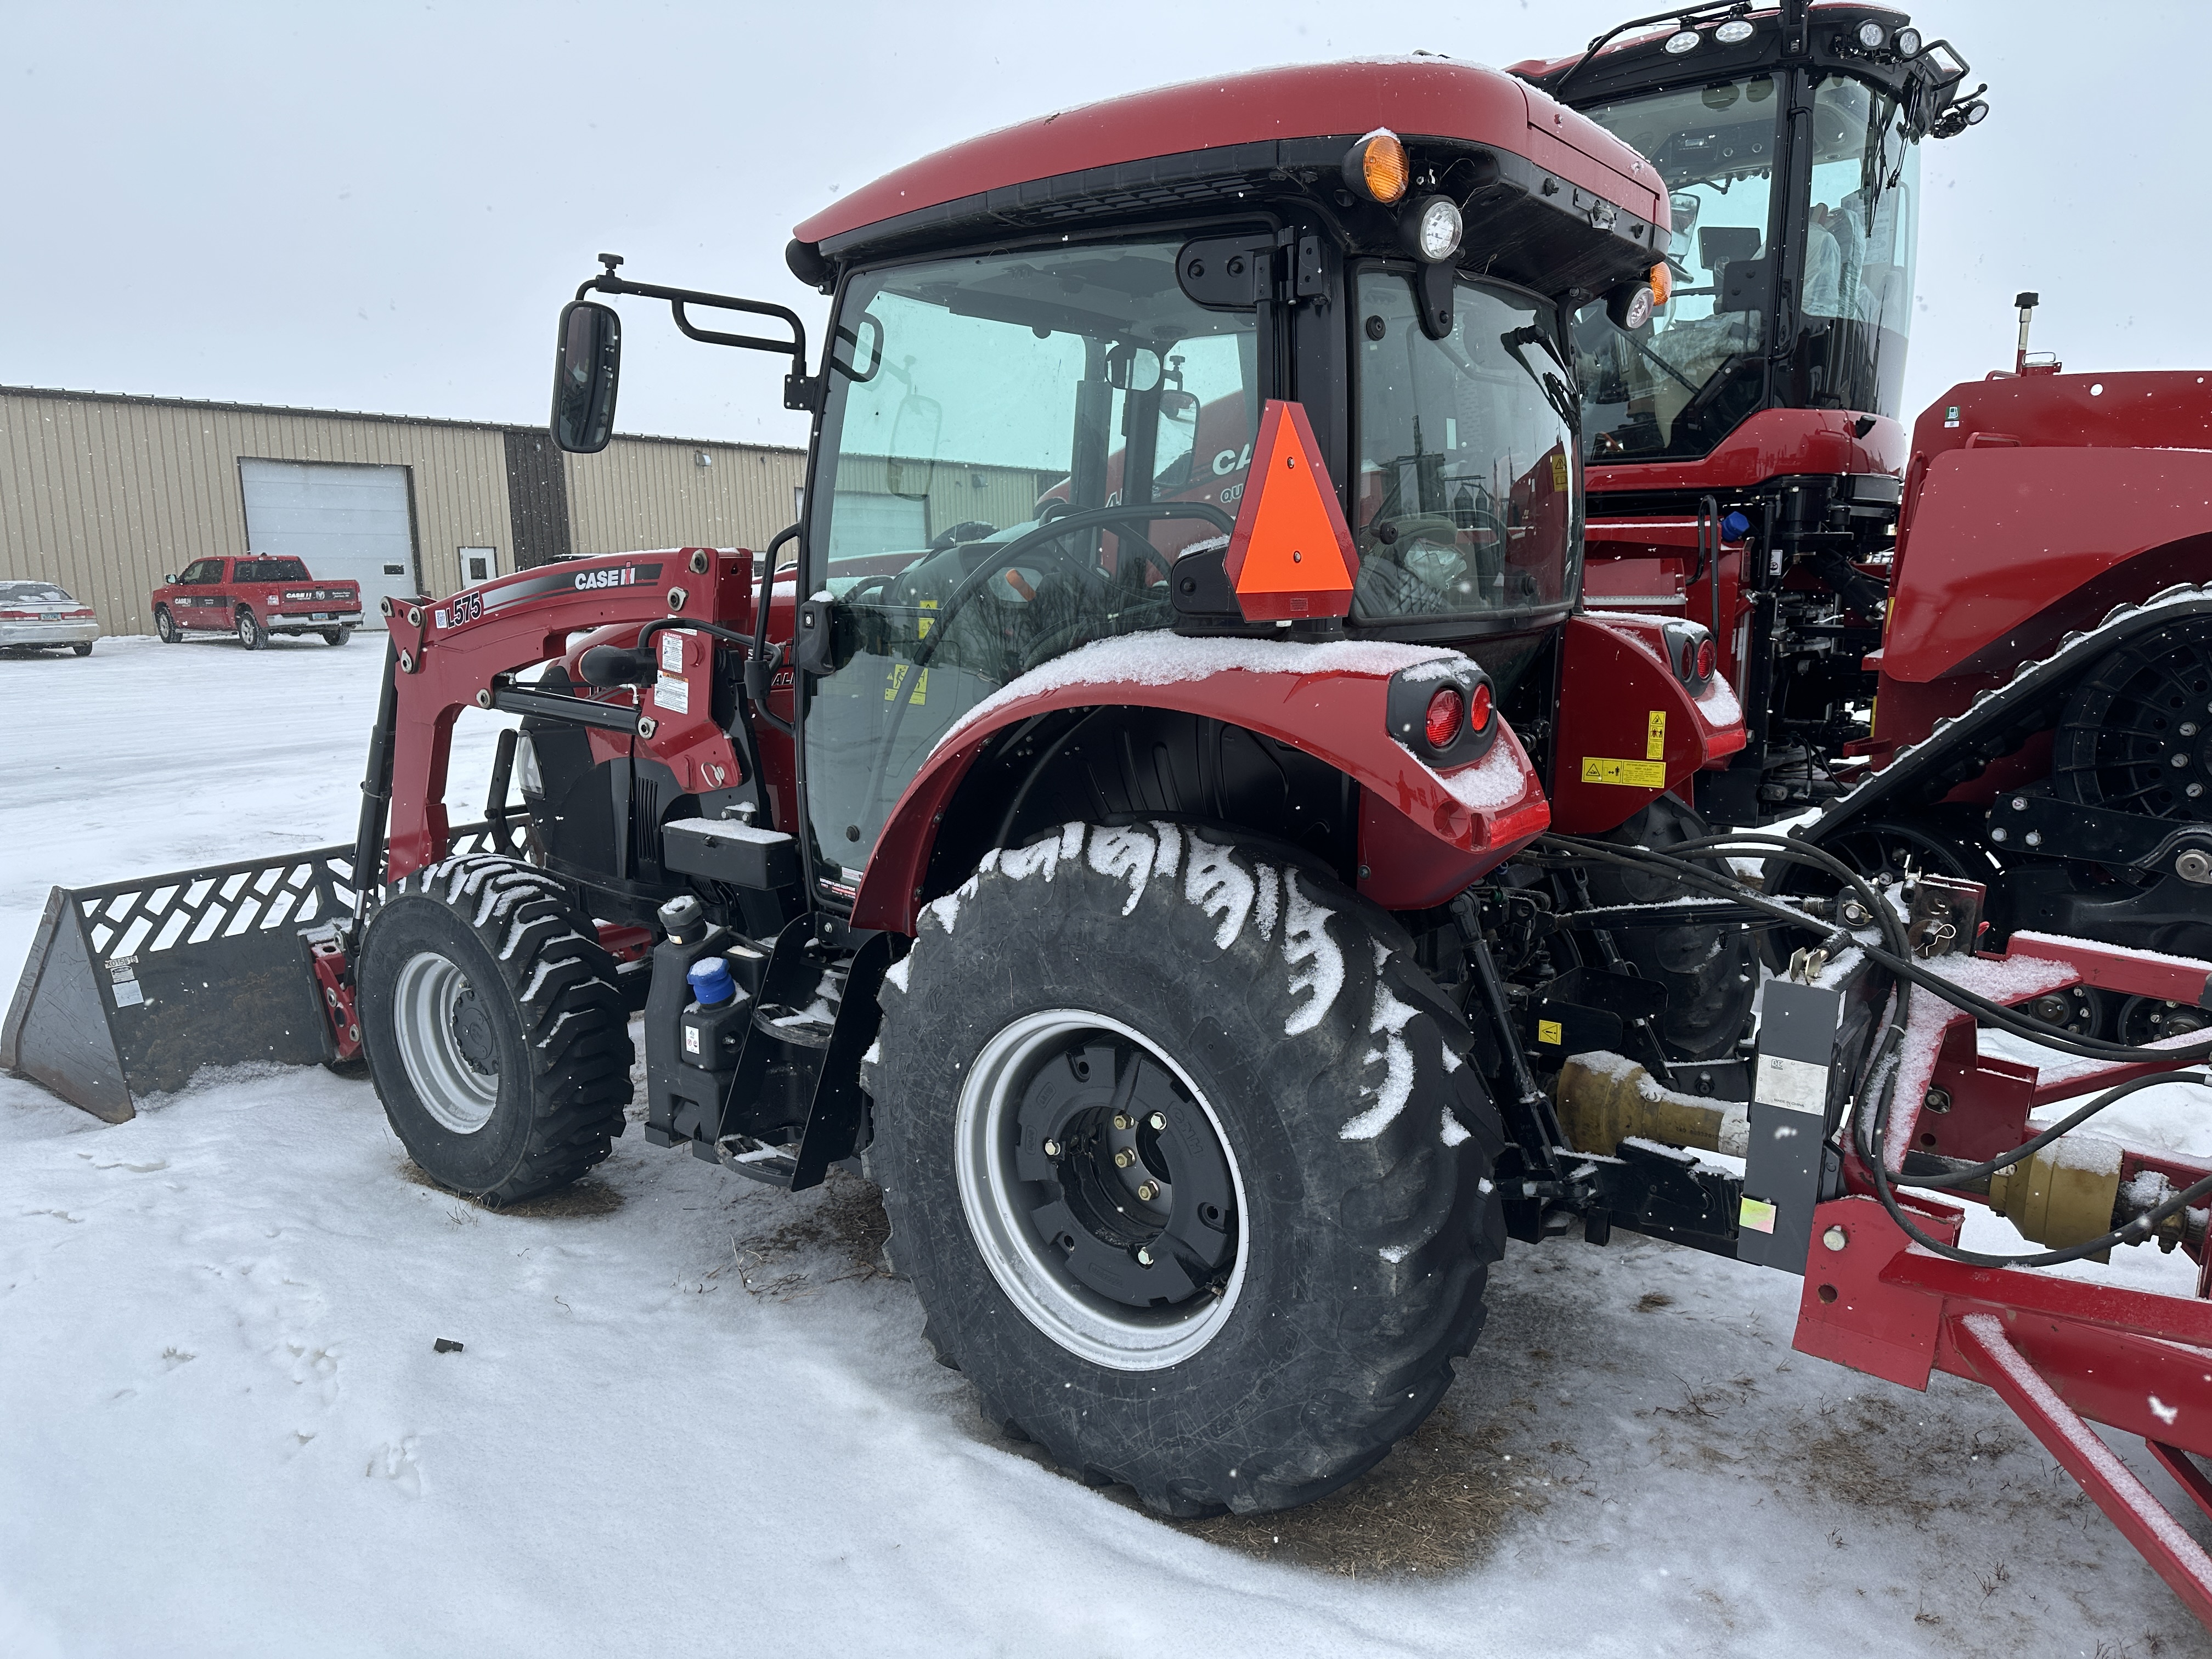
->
xmin=515 ymin=732 xmax=544 ymax=796
xmin=1715 ymin=18 xmax=1754 ymax=43
xmin=1663 ymin=28 xmax=1700 ymax=53
xmin=1895 ymin=26 xmax=1922 ymax=55
xmin=1857 ymin=19 xmax=1886 ymax=48
xmin=1403 ymin=196 xmax=1463 ymax=264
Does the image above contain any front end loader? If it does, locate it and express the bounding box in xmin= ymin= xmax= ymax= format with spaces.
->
xmin=13 ymin=51 xmax=2212 ymax=1632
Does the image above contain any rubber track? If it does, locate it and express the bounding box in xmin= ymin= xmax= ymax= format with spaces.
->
xmin=1809 ymin=584 xmax=2212 ymax=846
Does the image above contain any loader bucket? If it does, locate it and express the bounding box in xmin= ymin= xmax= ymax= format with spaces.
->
xmin=2 ymin=842 xmax=363 ymax=1121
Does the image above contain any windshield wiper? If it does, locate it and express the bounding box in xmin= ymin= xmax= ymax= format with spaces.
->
xmin=1499 ymin=325 xmax=1583 ymax=433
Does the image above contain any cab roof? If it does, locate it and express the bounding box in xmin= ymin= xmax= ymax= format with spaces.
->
xmin=792 ymin=57 xmax=1666 ymax=265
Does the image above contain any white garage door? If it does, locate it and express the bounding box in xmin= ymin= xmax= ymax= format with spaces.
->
xmin=239 ymin=460 xmax=416 ymax=628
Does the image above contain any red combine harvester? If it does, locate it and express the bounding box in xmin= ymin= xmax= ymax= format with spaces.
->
xmin=1516 ymin=3 xmax=2212 ymax=1008
xmin=9 ymin=52 xmax=2212 ymax=1628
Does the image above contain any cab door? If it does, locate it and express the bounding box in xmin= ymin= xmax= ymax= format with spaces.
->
xmin=792 ymin=236 xmax=1262 ymax=905
xmin=174 ymin=558 xmax=228 ymax=629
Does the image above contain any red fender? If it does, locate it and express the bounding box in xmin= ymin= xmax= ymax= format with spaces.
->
xmin=1548 ymin=614 xmax=1745 ymax=835
xmin=849 ymin=636 xmax=1550 ymax=933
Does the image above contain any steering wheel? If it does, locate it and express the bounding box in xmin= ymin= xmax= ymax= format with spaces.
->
xmin=901 ymin=504 xmax=1229 ymax=679
xmin=927 ymin=519 xmax=997 ymax=553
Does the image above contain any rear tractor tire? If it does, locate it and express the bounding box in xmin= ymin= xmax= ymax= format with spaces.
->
xmin=358 ymin=854 xmax=634 ymax=1206
xmin=870 ymin=822 xmax=1506 ymax=1516
xmin=235 ymin=608 xmax=266 ymax=651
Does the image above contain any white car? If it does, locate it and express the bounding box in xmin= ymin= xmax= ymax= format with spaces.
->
xmin=0 ymin=580 xmax=100 ymax=656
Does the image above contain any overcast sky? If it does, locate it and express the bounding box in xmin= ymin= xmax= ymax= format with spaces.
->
xmin=7 ymin=2 xmax=2168 ymax=449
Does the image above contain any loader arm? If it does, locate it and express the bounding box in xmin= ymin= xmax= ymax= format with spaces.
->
xmin=365 ymin=548 xmax=772 ymax=889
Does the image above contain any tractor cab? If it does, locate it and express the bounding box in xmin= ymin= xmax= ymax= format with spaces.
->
xmin=1513 ymin=3 xmax=1984 ymax=466
xmin=553 ymin=58 xmax=1670 ymax=913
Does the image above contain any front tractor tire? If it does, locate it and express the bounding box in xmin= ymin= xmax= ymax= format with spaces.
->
xmin=235 ymin=608 xmax=266 ymax=651
xmin=359 ymin=855 xmax=634 ymax=1206
xmin=871 ymin=823 xmax=1505 ymax=1516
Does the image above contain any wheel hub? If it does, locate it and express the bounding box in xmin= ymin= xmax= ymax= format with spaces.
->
xmin=953 ymin=1009 xmax=1248 ymax=1372
xmin=449 ymin=986 xmax=499 ymax=1075
xmin=1016 ymin=1040 xmax=1235 ymax=1310
xmin=2055 ymin=623 xmax=2212 ymax=822
xmin=392 ymin=950 xmax=500 ymax=1135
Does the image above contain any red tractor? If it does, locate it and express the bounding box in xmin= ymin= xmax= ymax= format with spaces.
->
xmin=13 ymin=50 xmax=2212 ymax=1630
xmin=1514 ymin=4 xmax=2212 ymax=1007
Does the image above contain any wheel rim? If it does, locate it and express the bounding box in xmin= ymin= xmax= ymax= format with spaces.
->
xmin=238 ymin=614 xmax=256 ymax=645
xmin=953 ymin=1009 xmax=1247 ymax=1372
xmin=2054 ymin=622 xmax=2212 ymax=822
xmin=391 ymin=950 xmax=500 ymax=1133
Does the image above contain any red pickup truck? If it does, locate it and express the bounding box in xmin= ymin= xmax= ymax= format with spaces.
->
xmin=152 ymin=557 xmax=364 ymax=649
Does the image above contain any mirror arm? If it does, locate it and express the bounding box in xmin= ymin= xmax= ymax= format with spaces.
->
xmin=584 ymin=270 xmax=825 ymax=413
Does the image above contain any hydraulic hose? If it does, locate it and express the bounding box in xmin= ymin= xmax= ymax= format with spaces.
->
xmin=1530 ymin=828 xmax=2212 ymax=1267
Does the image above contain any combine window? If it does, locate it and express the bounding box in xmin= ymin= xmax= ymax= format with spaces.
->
xmin=801 ymin=238 xmax=1259 ymax=878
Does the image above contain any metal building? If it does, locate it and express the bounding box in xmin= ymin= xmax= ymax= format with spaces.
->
xmin=0 ymin=385 xmax=805 ymax=635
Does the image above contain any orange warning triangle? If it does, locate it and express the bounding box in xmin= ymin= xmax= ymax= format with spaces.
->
xmin=1222 ymin=399 xmax=1361 ymax=623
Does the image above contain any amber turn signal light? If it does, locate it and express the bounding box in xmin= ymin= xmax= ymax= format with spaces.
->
xmin=1647 ymin=260 xmax=1672 ymax=307
xmin=1343 ymin=130 xmax=1410 ymax=206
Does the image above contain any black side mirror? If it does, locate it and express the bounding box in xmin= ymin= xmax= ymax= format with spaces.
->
xmin=551 ymin=299 xmax=622 ymax=453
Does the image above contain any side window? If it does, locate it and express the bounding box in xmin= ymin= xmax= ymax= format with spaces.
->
xmin=177 ymin=559 xmax=223 ymax=585
xmin=802 ymin=240 xmax=1260 ymax=879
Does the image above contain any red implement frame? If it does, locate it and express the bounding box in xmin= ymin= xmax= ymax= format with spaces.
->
xmin=1793 ymin=932 xmax=2212 ymax=1624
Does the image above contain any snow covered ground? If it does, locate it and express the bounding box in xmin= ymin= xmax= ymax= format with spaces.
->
xmin=5 ymin=634 xmax=2212 ymax=1657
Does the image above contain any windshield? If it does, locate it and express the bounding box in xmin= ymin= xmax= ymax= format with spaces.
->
xmin=1571 ymin=71 xmax=1918 ymax=464
xmin=1573 ymin=74 xmax=1781 ymax=462
xmin=1796 ymin=73 xmax=1918 ymax=419
xmin=803 ymin=240 xmax=1259 ymax=879
xmin=1352 ymin=270 xmax=1579 ymax=623
xmin=0 ymin=582 xmax=74 ymax=604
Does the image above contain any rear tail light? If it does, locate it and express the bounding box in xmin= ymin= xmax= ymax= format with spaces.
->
xmin=1424 ymin=687 xmax=1465 ymax=751
xmin=1388 ymin=661 xmax=1499 ymax=769
xmin=1696 ymin=637 xmax=1717 ymax=680
xmin=0 ymin=609 xmax=34 ymax=619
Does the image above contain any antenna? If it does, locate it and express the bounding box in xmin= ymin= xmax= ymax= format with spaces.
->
xmin=2015 ymin=291 xmax=2039 ymax=376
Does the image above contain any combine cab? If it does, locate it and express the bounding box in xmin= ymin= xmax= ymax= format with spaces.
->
xmin=12 ymin=47 xmax=2212 ymax=1631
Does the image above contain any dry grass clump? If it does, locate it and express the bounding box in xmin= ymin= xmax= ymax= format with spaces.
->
xmin=1173 ymin=1406 xmax=1549 ymax=1577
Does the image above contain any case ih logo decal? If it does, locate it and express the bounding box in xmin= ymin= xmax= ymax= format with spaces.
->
xmin=439 ymin=561 xmax=667 ymax=628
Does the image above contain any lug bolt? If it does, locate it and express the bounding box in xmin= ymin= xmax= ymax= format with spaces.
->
xmin=2011 ymin=796 xmax=2029 ymax=811
xmin=1042 ymin=1138 xmax=1060 ymax=1159
xmin=1136 ymin=1246 xmax=1155 ymax=1267
xmin=2024 ymin=830 xmax=2043 ymax=847
xmin=1137 ymin=1181 xmax=1160 ymax=1203
xmin=1822 ymin=1225 xmax=1848 ymax=1253
xmin=1112 ymin=1113 xmax=1132 ymax=1131
xmin=2190 ymin=783 xmax=2205 ymax=799
xmin=1147 ymin=1111 xmax=1166 ymax=1131
xmin=1990 ymin=826 xmax=2008 ymax=843
xmin=2175 ymin=754 xmax=2192 ymax=769
xmin=1114 ymin=1148 xmax=1136 ymax=1169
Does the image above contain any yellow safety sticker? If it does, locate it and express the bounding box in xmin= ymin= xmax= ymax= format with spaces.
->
xmin=1739 ymin=1197 xmax=1778 ymax=1235
xmin=1581 ymin=757 xmax=1669 ymax=788
xmin=1549 ymin=451 xmax=1568 ymax=490
xmin=1645 ymin=710 xmax=1666 ymax=760
xmin=1537 ymin=1019 xmax=1564 ymax=1046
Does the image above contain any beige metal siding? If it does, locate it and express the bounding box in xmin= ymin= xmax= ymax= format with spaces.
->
xmin=0 ymin=388 xmax=807 ymax=635
xmin=562 ymin=438 xmax=804 ymax=558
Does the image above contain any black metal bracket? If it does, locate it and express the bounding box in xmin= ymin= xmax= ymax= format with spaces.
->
xmin=579 ymin=262 xmax=822 ymax=413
